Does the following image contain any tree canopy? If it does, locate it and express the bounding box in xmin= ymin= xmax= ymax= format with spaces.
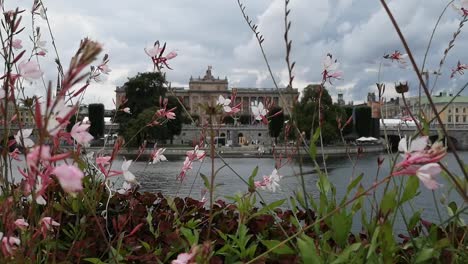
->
xmin=121 ymin=72 xmax=166 ymax=118
xmin=116 ymin=72 xmax=183 ymax=145
xmin=294 ymin=84 xmax=345 ymax=144
xmin=268 ymin=106 xmax=284 ymax=144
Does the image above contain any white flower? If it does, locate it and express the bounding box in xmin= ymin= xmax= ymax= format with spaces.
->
xmin=121 ymin=160 xmax=137 ymax=183
xmin=398 ymin=136 xmax=428 ymax=153
xmin=71 ymin=122 xmax=94 ymax=146
xmin=217 ymin=95 xmax=232 ymax=113
xmin=117 ymin=181 xmax=133 ymax=194
xmin=251 ymin=101 xmax=267 ymax=121
xmin=150 ymin=147 xmax=167 ymax=164
xmin=416 ymin=163 xmax=442 ymax=190
xmin=44 ymin=99 xmax=75 ymax=136
xmin=186 ymin=145 xmax=205 ymax=161
xmin=255 ymin=169 xmax=282 ymax=192
xmin=15 ymin=129 xmax=34 ymax=148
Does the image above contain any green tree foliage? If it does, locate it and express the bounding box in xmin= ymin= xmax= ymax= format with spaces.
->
xmin=268 ymin=106 xmax=284 ymax=144
xmin=122 ymin=107 xmax=167 ymax=147
xmin=122 ymin=97 xmax=182 ymax=146
xmin=88 ymin=103 xmax=104 ymax=138
xmin=116 ymin=72 xmax=167 ymax=124
xmin=294 ymin=84 xmax=345 ymax=144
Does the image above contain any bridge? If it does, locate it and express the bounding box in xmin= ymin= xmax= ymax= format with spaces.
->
xmin=380 ymin=124 xmax=468 ymax=150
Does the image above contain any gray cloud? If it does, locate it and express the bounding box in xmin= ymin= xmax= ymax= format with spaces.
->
xmin=8 ymin=0 xmax=468 ymax=108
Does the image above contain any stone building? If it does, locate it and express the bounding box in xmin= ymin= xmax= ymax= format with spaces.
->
xmin=381 ymin=92 xmax=468 ymax=125
xmin=115 ymin=66 xmax=299 ymax=146
xmin=172 ymin=66 xmax=298 ymax=123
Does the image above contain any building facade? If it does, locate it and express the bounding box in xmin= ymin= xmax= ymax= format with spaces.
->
xmin=381 ymin=92 xmax=468 ymax=125
xmin=115 ymin=66 xmax=299 ymax=145
xmin=172 ymin=66 xmax=298 ymax=122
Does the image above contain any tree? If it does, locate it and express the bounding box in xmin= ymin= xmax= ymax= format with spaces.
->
xmin=122 ymin=107 xmax=168 ymax=147
xmin=268 ymin=106 xmax=284 ymax=144
xmin=293 ymin=85 xmax=345 ymax=144
xmin=88 ymin=103 xmax=105 ymax=138
xmin=116 ymin=72 xmax=167 ymax=124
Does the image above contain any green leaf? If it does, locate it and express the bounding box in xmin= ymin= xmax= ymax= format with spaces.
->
xmin=200 ymin=173 xmax=211 ymax=190
xmin=309 ymin=127 xmax=321 ymax=159
xmin=248 ymin=166 xmax=259 ymax=190
xmin=408 ymin=211 xmax=422 ymax=230
xmin=84 ymin=258 xmax=107 ymax=264
xmin=331 ymin=211 xmax=352 ymax=247
xmin=380 ymin=188 xmax=397 ymax=215
xmin=180 ymin=227 xmax=198 ymax=245
xmin=331 ymin=243 xmax=361 ymax=264
xmin=261 ymin=240 xmax=294 ymax=255
xmin=298 ymin=235 xmax=322 ymax=264
xmin=347 ymin=173 xmax=364 ymax=194
xmin=140 ymin=240 xmax=151 ymax=251
xmin=366 ymin=226 xmax=380 ymax=259
xmin=400 ymin=176 xmax=419 ymax=204
xmin=415 ymin=248 xmax=435 ymax=263
xmin=71 ymin=198 xmax=80 ymax=213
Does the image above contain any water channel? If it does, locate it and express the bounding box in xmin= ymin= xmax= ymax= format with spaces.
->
xmin=129 ymin=150 xmax=467 ymax=234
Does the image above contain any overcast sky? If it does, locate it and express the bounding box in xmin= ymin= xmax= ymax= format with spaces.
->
xmin=11 ymin=0 xmax=468 ymax=108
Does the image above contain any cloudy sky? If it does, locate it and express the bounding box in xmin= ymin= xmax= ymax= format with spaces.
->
xmin=10 ymin=0 xmax=468 ymax=108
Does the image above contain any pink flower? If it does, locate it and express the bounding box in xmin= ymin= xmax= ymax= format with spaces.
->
xmin=122 ymin=107 xmax=131 ymax=114
xmin=172 ymin=251 xmax=196 ymax=264
xmin=254 ymin=169 xmax=282 ymax=192
xmin=39 ymin=217 xmax=60 ymax=238
xmin=150 ymin=146 xmax=167 ymax=164
xmin=186 ymin=145 xmax=205 ymax=161
xmin=452 ymin=0 xmax=468 ymax=16
xmin=251 ymin=101 xmax=268 ymax=124
xmin=53 ymin=164 xmax=84 ymax=194
xmin=71 ymin=122 xmax=94 ymax=145
xmin=1 ymin=236 xmax=20 ymax=256
xmin=8 ymin=148 xmax=21 ymax=161
xmin=178 ymin=157 xmax=193 ymax=182
xmin=383 ymin=50 xmax=408 ymax=67
xmin=96 ymin=156 xmax=111 ymax=166
xmin=121 ymin=160 xmax=137 ymax=183
xmin=165 ymin=51 xmax=178 ymax=60
xmin=157 ymin=107 xmax=176 ymax=120
xmin=14 ymin=218 xmax=29 ymax=230
xmin=322 ymin=53 xmax=343 ymax=84
xmin=393 ymin=163 xmax=442 ymax=190
xmin=450 ymin=61 xmax=468 ymax=78
xmin=98 ymin=64 xmax=111 ymax=74
xmin=18 ymin=60 xmax=43 ymax=81
xmin=393 ymin=137 xmax=446 ymax=190
xmin=27 ymin=145 xmax=51 ymax=169
xmin=144 ymin=45 xmax=162 ymax=58
xmin=12 ymin=39 xmax=22 ymax=50
xmin=145 ymin=41 xmax=177 ymax=71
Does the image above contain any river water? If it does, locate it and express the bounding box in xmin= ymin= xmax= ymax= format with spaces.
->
xmin=128 ymin=150 xmax=467 ymax=233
